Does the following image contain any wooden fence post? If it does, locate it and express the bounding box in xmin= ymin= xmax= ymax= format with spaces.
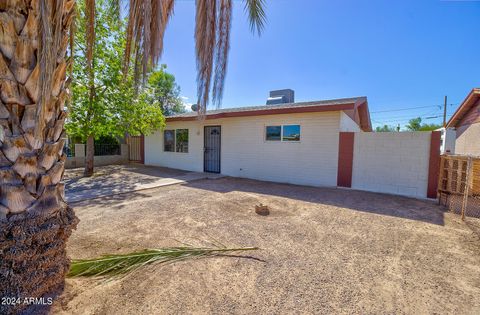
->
xmin=461 ymin=157 xmax=472 ymax=220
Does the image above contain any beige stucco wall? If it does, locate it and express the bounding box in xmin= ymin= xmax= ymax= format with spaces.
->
xmin=145 ymin=111 xmax=344 ymax=187
xmin=455 ymin=123 xmax=480 ymax=157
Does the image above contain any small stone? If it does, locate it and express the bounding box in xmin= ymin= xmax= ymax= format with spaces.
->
xmin=255 ymin=204 xmax=269 ymax=216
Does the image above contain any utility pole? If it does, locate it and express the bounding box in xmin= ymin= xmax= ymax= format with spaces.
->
xmin=443 ymin=95 xmax=447 ymax=127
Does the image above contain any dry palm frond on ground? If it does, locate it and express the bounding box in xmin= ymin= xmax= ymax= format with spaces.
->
xmin=68 ymin=246 xmax=259 ymax=278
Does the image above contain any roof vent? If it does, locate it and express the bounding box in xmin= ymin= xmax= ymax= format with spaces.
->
xmin=266 ymin=89 xmax=295 ymax=105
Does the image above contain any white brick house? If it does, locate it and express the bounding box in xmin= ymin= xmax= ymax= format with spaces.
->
xmin=144 ymin=95 xmax=441 ymax=199
xmin=145 ymin=97 xmax=371 ymax=187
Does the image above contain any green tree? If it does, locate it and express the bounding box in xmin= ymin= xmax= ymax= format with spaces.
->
xmin=375 ymin=125 xmax=397 ymax=132
xmin=66 ymin=1 xmax=165 ymax=176
xmin=405 ymin=117 xmax=422 ymax=131
xmin=405 ymin=117 xmax=441 ymax=131
xmin=148 ymin=65 xmax=186 ymax=116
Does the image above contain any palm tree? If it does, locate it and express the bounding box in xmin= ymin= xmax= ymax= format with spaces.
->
xmin=0 ymin=0 xmax=265 ymax=314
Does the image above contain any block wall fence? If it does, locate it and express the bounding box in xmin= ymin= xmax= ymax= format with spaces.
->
xmin=337 ymin=131 xmax=441 ymax=199
xmin=65 ymin=144 xmax=129 ymax=169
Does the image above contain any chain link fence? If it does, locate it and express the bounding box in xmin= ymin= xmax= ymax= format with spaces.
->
xmin=438 ymin=155 xmax=480 ymax=223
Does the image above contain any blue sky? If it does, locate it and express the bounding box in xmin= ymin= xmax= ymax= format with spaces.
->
xmin=160 ymin=0 xmax=480 ymax=128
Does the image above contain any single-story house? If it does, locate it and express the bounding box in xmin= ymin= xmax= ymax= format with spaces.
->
xmin=446 ymin=88 xmax=480 ymax=157
xmin=145 ymin=92 xmax=371 ymax=188
xmin=145 ymin=90 xmax=440 ymax=199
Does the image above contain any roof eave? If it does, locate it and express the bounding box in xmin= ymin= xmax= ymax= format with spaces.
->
xmin=446 ymin=88 xmax=480 ymax=128
xmin=353 ymin=98 xmax=372 ymax=132
xmin=166 ymin=103 xmax=356 ymax=122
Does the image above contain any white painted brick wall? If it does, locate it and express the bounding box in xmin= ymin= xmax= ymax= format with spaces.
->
xmin=339 ymin=111 xmax=361 ymax=132
xmin=351 ymin=132 xmax=432 ymax=198
xmin=145 ymin=111 xmax=342 ymax=187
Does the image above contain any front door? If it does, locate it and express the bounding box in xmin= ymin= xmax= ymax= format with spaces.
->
xmin=204 ymin=126 xmax=221 ymax=173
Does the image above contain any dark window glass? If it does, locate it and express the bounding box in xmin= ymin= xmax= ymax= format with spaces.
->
xmin=282 ymin=125 xmax=301 ymax=141
xmin=266 ymin=126 xmax=281 ymax=141
xmin=176 ymin=129 xmax=189 ymax=153
xmin=164 ymin=130 xmax=175 ymax=152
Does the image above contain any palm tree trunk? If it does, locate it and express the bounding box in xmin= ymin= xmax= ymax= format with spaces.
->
xmin=84 ymin=135 xmax=94 ymax=176
xmin=0 ymin=1 xmax=78 ymax=314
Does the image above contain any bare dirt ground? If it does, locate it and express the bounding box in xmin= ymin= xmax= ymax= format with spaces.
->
xmin=54 ymin=177 xmax=480 ymax=315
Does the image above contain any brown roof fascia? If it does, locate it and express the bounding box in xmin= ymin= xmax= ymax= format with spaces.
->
xmin=353 ymin=99 xmax=372 ymax=132
xmin=166 ymin=103 xmax=355 ymax=122
xmin=446 ymin=88 xmax=480 ymax=128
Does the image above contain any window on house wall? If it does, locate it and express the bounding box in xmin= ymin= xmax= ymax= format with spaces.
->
xmin=265 ymin=125 xmax=301 ymax=142
xmin=164 ymin=130 xmax=175 ymax=152
xmin=175 ymin=129 xmax=189 ymax=153
xmin=283 ymin=125 xmax=301 ymax=141
xmin=265 ymin=126 xmax=281 ymax=141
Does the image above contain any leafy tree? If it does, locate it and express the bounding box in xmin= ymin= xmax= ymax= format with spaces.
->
xmin=405 ymin=117 xmax=441 ymax=131
xmin=418 ymin=123 xmax=442 ymax=131
xmin=148 ymin=65 xmax=186 ymax=116
xmin=405 ymin=117 xmax=422 ymax=131
xmin=375 ymin=125 xmax=397 ymax=132
xmin=66 ymin=1 xmax=165 ymax=176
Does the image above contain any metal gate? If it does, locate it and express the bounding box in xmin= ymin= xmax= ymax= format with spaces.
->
xmin=204 ymin=126 xmax=221 ymax=173
xmin=127 ymin=135 xmax=144 ymax=163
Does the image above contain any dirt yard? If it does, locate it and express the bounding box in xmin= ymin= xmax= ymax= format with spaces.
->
xmin=55 ymin=177 xmax=480 ymax=314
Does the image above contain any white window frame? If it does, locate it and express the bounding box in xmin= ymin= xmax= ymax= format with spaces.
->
xmin=163 ymin=129 xmax=175 ymax=152
xmin=264 ymin=124 xmax=301 ymax=143
xmin=163 ymin=129 xmax=189 ymax=153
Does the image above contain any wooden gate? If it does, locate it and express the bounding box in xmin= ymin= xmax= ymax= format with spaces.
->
xmin=127 ymin=135 xmax=144 ymax=163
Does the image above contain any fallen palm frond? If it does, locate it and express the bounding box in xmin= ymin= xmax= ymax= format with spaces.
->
xmin=68 ymin=246 xmax=259 ymax=278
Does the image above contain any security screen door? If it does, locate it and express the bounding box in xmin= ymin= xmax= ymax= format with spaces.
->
xmin=204 ymin=126 xmax=221 ymax=173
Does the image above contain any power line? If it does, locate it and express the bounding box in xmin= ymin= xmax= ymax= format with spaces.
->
xmin=370 ymin=103 xmax=458 ymax=114
xmin=373 ymin=113 xmax=456 ymax=124
xmin=372 ymin=111 xmax=456 ymax=122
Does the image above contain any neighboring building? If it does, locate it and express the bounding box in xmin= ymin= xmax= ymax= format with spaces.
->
xmin=145 ymin=93 xmax=371 ymax=188
xmin=437 ymin=127 xmax=456 ymax=154
xmin=447 ymin=88 xmax=480 ymax=156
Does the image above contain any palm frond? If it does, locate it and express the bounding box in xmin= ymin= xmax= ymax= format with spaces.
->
xmin=68 ymin=246 xmax=259 ymax=278
xmin=212 ymin=0 xmax=232 ymax=108
xmin=244 ymin=0 xmax=266 ymax=35
xmin=195 ymin=0 xmax=217 ymax=116
xmin=151 ymin=0 xmax=175 ymax=67
xmin=123 ymin=0 xmax=175 ymax=83
xmin=119 ymin=0 xmax=266 ymax=113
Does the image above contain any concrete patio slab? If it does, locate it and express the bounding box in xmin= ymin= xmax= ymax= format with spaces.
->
xmin=65 ymin=164 xmax=224 ymax=203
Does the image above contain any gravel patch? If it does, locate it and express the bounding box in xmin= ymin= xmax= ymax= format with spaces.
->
xmin=54 ymin=177 xmax=480 ymax=314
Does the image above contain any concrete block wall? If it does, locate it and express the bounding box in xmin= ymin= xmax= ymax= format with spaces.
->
xmin=65 ymin=144 xmax=129 ymax=169
xmin=350 ymin=132 xmax=437 ymax=198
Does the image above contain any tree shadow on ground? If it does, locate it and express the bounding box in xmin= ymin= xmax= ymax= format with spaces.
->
xmin=69 ymin=190 xmax=156 ymax=210
xmin=184 ymin=177 xmax=446 ymax=226
xmin=64 ymin=164 xmax=191 ymax=203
